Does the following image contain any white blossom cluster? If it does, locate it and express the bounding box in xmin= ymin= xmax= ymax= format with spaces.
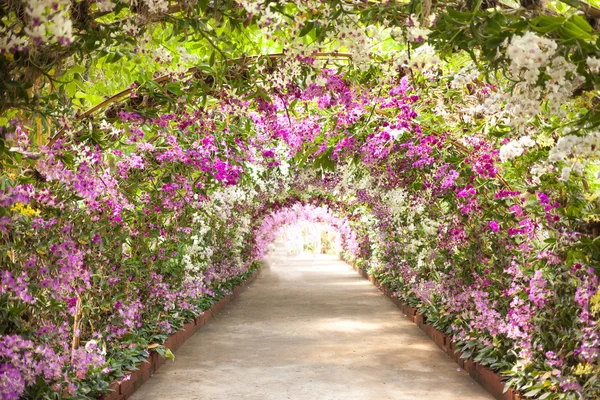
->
xmin=382 ymin=188 xmax=409 ymax=224
xmin=415 ymin=247 xmax=432 ymax=270
xmin=183 ymin=184 xmax=259 ymax=279
xmin=108 ymin=0 xmax=169 ymax=15
xmin=100 ymin=120 xmax=124 ymax=141
xmin=548 ymin=131 xmax=600 ymax=181
xmin=211 ymin=186 xmax=255 ymax=221
xmin=0 ymin=0 xmax=173 ymax=55
xmin=0 ymin=26 xmax=28 ymax=54
xmin=499 ymin=136 xmax=537 ymax=162
xmin=246 ymin=162 xmax=268 ymax=192
xmin=397 ymin=44 xmax=441 ymax=72
xmin=450 ymin=65 xmax=480 ymax=89
xmin=97 ymin=0 xmax=117 ymax=12
xmin=123 ymin=20 xmax=141 ymax=36
xmin=28 ymin=0 xmax=73 ymax=44
xmin=483 ymin=32 xmax=584 ymax=130
xmin=587 ymin=56 xmax=600 ymax=74
xmin=290 ymin=14 xmax=376 ymax=71
xmin=136 ymin=0 xmax=169 ymax=14
xmin=276 ymin=143 xmax=291 ymax=176
xmin=324 ymin=15 xmax=374 ymax=70
xmin=240 ymin=0 xmax=376 ymax=71
xmin=236 ymin=0 xmax=288 ymax=31
xmin=0 ymin=0 xmax=74 ymax=54
xmin=506 ymin=32 xmax=557 ymax=78
xmin=153 ymin=46 xmax=172 ymax=64
xmin=182 ymin=233 xmax=212 ymax=278
xmin=530 ymin=161 xmax=553 ymax=185
xmin=420 ymin=216 xmax=440 ymax=237
xmin=257 ymin=57 xmax=304 ymax=91
xmin=404 ymin=236 xmax=424 ymax=254
xmin=406 ymin=14 xmax=436 ymax=43
xmin=336 ymin=163 xmax=359 ymax=198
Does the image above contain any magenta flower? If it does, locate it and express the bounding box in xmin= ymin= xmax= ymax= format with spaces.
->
xmin=489 ymin=221 xmax=500 ymax=232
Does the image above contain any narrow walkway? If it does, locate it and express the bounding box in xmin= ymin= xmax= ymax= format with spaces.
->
xmin=131 ymin=247 xmax=494 ymax=400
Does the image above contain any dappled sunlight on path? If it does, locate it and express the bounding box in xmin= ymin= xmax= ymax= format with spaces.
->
xmin=130 ymin=243 xmax=493 ymax=400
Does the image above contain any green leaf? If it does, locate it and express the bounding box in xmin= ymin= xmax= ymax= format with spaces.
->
xmin=446 ymin=8 xmax=472 ymax=23
xmin=65 ymin=82 xmax=78 ymax=97
xmin=109 ymin=50 xmax=123 ymax=64
xmin=485 ymin=18 xmax=503 ymax=35
xmin=164 ymin=348 xmax=175 ymax=361
xmin=299 ymin=22 xmax=314 ymax=37
xmin=257 ymin=89 xmax=273 ymax=103
xmin=68 ymin=65 xmax=87 ymax=75
xmin=412 ymin=180 xmax=424 ymax=191
xmin=166 ymin=83 xmax=184 ymax=96
xmin=524 ymin=388 xmax=542 ymax=397
xmin=530 ymin=15 xmax=564 ymax=34
xmin=570 ymin=15 xmax=594 ymax=34
xmin=561 ymin=21 xmax=594 ymax=41
xmin=459 ymin=350 xmax=473 ymax=359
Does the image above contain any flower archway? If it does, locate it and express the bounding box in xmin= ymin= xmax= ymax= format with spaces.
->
xmin=2 ymin=0 xmax=600 ymax=398
xmin=254 ymin=203 xmax=359 ymax=260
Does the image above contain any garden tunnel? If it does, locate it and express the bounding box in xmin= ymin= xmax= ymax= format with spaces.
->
xmin=2 ymin=0 xmax=600 ymax=399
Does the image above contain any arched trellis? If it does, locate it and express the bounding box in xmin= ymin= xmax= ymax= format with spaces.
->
xmin=48 ymin=51 xmax=514 ymax=190
xmin=3 ymin=3 xmax=600 ymax=399
xmin=254 ymin=203 xmax=359 ymax=260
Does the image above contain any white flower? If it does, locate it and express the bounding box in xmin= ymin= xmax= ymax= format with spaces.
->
xmin=518 ymin=136 xmax=536 ymax=148
xmin=530 ymin=162 xmax=551 ymax=185
xmin=406 ymin=14 xmax=434 ymax=42
xmin=572 ymin=161 xmax=584 ymax=175
xmin=587 ymin=56 xmax=600 ymax=74
xmin=50 ymin=16 xmax=73 ymax=44
xmin=451 ymin=65 xmax=480 ymax=89
xmin=21 ymin=0 xmax=73 ymax=45
xmin=97 ymin=0 xmax=116 ymax=12
xmin=399 ymin=44 xmax=440 ymax=71
xmin=499 ymin=140 xmax=525 ymax=162
xmin=549 ymin=131 xmax=600 ymax=166
xmin=560 ymin=166 xmax=572 ymax=181
xmin=506 ymin=32 xmax=557 ymax=78
xmin=389 ymin=128 xmax=405 ymax=140
xmin=315 ymin=76 xmax=328 ymax=86
xmin=143 ymin=0 xmax=169 ymax=13
xmin=123 ymin=20 xmax=140 ymax=36
xmin=0 ymin=27 xmax=28 ymax=54
xmin=482 ymin=32 xmax=583 ymax=129
xmin=407 ymin=26 xmax=431 ymax=42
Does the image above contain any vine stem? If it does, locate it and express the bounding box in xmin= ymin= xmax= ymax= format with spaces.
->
xmin=71 ymin=296 xmax=83 ymax=359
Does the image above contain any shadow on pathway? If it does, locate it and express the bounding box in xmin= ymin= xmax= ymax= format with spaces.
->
xmin=130 ymin=246 xmax=494 ymax=400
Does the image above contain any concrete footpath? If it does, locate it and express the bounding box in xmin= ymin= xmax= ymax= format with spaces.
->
xmin=130 ymin=246 xmax=493 ymax=400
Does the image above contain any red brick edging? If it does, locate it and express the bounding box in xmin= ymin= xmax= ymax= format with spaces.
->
xmin=348 ymin=261 xmax=521 ymax=400
xmin=100 ymin=266 xmax=263 ymax=400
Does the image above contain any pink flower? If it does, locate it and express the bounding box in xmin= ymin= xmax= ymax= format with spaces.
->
xmin=489 ymin=221 xmax=500 ymax=232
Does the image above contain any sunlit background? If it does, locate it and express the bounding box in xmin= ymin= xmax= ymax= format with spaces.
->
xmin=274 ymin=222 xmax=341 ymax=257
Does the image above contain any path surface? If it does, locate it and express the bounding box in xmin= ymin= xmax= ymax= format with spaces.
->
xmin=131 ymin=246 xmax=494 ymax=400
